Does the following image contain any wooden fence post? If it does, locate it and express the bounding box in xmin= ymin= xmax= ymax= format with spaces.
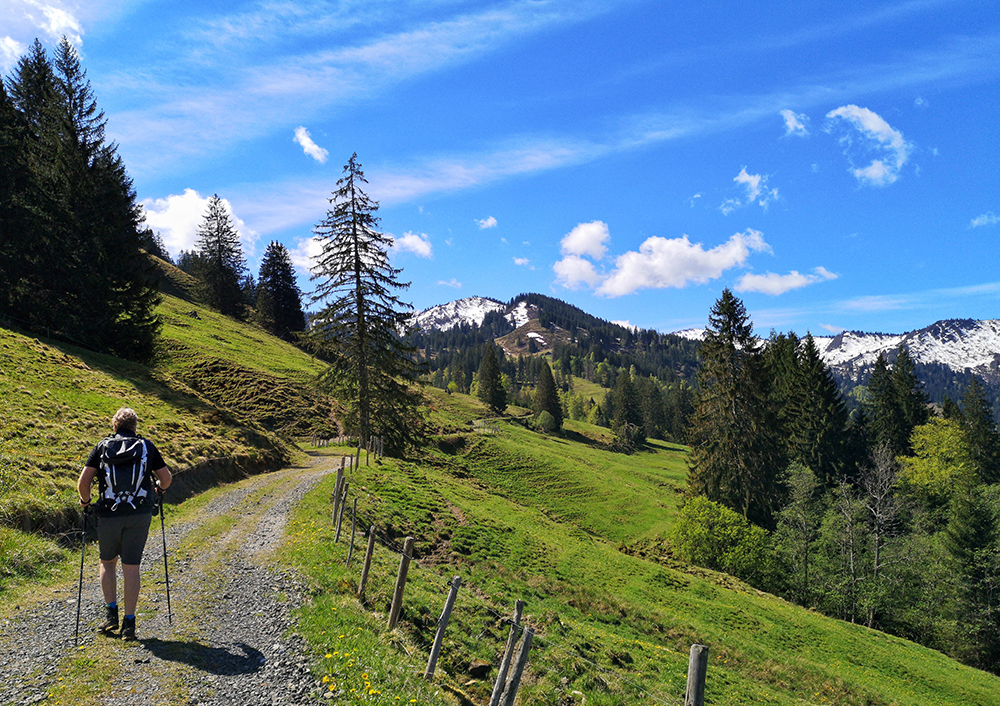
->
xmin=358 ymin=526 xmax=376 ymax=601
xmin=489 ymin=600 xmax=525 ymax=706
xmin=332 ymin=464 xmax=345 ymax=527
xmin=335 ymin=482 xmax=349 ymax=542
xmin=499 ymin=626 xmax=534 ymax=706
xmin=684 ymin=644 xmax=708 ymax=706
xmin=346 ymin=498 xmax=358 ymax=567
xmin=387 ymin=536 xmax=414 ymax=629
xmin=424 ymin=576 xmax=462 ymax=680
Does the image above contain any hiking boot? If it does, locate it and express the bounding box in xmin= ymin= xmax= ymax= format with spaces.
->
xmin=120 ymin=615 xmax=136 ymax=641
xmin=98 ymin=605 xmax=119 ymax=635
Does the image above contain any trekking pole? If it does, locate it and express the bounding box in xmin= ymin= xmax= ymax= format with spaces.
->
xmin=74 ymin=509 xmax=87 ymax=648
xmin=158 ymin=490 xmax=172 ymax=625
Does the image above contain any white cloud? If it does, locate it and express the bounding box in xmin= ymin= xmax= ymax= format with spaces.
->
xmin=290 ymin=235 xmax=324 ymax=276
xmin=141 ymin=189 xmax=259 ymax=259
xmin=392 ymin=231 xmax=433 ymax=258
xmin=720 ymin=168 xmax=779 ymax=214
xmin=553 ymin=254 xmax=602 ymax=290
xmin=293 ymin=126 xmax=328 ymax=163
xmin=33 ymin=2 xmax=83 ymax=45
xmin=970 ymin=212 xmax=1000 ymax=228
xmin=560 ymin=220 xmax=609 ymax=259
xmin=735 ymin=266 xmax=838 ymax=296
xmin=476 ymin=216 xmax=498 ymax=229
xmin=596 ymin=229 xmax=771 ymax=297
xmin=1 ymin=36 xmax=26 ymax=72
xmin=513 ymin=257 xmax=531 ymax=267
xmin=611 ymin=320 xmax=637 ymax=331
xmin=780 ymin=109 xmax=809 ymax=136
xmin=826 ymin=105 xmax=911 ymax=186
xmin=438 ymin=278 xmax=462 ymax=288
xmin=819 ymin=323 xmax=846 ymax=333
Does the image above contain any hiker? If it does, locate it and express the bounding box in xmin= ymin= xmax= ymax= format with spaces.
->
xmin=77 ymin=407 xmax=172 ymax=640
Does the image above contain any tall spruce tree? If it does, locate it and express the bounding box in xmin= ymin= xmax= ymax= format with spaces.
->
xmin=688 ymin=289 xmax=786 ymax=528
xmin=309 ymin=153 xmax=422 ymax=454
xmin=611 ymin=369 xmax=645 ymax=449
xmin=789 ymin=335 xmax=855 ymax=487
xmin=2 ymin=38 xmax=159 ymax=359
xmin=534 ymin=358 xmax=562 ymax=431
xmin=866 ymin=353 xmax=908 ymax=457
xmin=477 ymin=343 xmax=507 ymax=415
xmin=962 ymin=378 xmax=1000 ymax=484
xmin=195 ymin=194 xmax=247 ymax=319
xmin=255 ymin=241 xmax=306 ymax=341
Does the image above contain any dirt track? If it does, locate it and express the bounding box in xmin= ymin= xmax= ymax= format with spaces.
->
xmin=0 ymin=456 xmax=338 ymax=706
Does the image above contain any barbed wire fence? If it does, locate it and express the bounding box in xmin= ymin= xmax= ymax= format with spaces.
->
xmin=321 ymin=453 xmax=708 ymax=706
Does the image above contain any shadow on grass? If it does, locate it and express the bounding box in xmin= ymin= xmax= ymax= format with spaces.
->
xmin=140 ymin=637 xmax=264 ymax=676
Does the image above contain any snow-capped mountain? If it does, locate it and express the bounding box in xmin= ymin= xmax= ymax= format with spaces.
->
xmin=814 ymin=319 xmax=1000 ymax=384
xmin=412 ymin=296 xmax=505 ymax=332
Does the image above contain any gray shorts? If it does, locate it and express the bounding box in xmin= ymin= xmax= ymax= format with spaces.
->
xmin=97 ymin=513 xmax=152 ymax=565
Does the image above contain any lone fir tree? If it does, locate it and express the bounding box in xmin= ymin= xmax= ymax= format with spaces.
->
xmin=255 ymin=241 xmax=306 ymax=341
xmin=534 ymin=359 xmax=562 ymax=431
xmin=687 ymin=289 xmax=786 ymax=528
xmin=309 ymin=154 xmax=422 ymax=454
xmin=195 ymin=195 xmax=247 ymax=319
xmin=477 ymin=343 xmax=507 ymax=415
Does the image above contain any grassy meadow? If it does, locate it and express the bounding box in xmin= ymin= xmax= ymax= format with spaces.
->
xmin=280 ymin=388 xmax=1000 ymax=706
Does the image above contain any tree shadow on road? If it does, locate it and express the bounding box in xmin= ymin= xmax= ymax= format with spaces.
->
xmin=141 ymin=638 xmax=265 ymax=676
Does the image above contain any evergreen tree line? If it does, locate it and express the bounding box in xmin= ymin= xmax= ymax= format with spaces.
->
xmin=0 ymin=39 xmax=160 ymax=359
xmin=679 ymin=289 xmax=1000 ymax=673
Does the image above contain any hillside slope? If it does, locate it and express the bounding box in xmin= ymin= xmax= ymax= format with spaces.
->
xmin=0 ymin=293 xmax=338 ymax=537
xmin=280 ymin=389 xmax=1000 ymax=706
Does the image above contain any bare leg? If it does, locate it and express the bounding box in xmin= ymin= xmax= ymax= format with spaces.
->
xmin=122 ymin=563 xmax=141 ymax=616
xmin=99 ymin=559 xmax=118 ymax=605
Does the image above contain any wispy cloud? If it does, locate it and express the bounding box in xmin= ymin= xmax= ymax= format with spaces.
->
xmin=391 ymin=231 xmax=433 ymax=258
xmin=780 ymin=109 xmax=809 ymax=136
xmin=735 ymin=266 xmax=838 ymax=296
xmin=104 ymin=0 xmax=625 ymax=177
xmin=1 ymin=36 xmax=26 ymax=72
xmin=513 ymin=257 xmax=531 ymax=267
xmin=136 ymin=22 xmax=1000 ymax=238
xmin=970 ymin=211 xmax=1000 ymax=228
xmin=476 ymin=216 xmax=498 ymax=229
xmin=293 ymin=126 xmax=328 ymax=163
xmin=826 ymin=105 xmax=911 ymax=186
xmin=720 ymin=168 xmax=779 ymax=214
xmin=438 ymin=278 xmax=462 ymax=288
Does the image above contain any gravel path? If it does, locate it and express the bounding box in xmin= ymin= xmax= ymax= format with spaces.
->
xmin=0 ymin=456 xmax=339 ymax=706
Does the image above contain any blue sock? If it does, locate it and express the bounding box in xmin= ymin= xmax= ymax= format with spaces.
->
xmin=125 ymin=614 xmax=135 ymax=620
xmin=107 ymin=602 xmax=117 ymax=609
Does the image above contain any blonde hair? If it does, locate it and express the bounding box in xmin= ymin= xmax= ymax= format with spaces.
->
xmin=111 ymin=407 xmax=139 ymax=434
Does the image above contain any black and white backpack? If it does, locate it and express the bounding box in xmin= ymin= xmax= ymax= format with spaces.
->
xmin=98 ymin=436 xmax=151 ymax=513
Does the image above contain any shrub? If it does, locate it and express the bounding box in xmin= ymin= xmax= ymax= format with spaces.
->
xmin=671 ymin=495 xmax=772 ymax=585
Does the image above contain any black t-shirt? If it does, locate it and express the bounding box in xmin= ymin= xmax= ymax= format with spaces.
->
xmin=86 ymin=432 xmax=166 ymax=517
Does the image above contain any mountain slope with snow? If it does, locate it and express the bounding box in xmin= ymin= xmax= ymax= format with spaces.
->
xmin=815 ymin=319 xmax=1000 ymax=384
xmin=412 ymin=296 xmax=505 ymax=332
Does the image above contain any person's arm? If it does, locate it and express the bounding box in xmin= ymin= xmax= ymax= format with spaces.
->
xmin=153 ymin=466 xmax=172 ymax=492
xmin=77 ymin=466 xmax=98 ymax=507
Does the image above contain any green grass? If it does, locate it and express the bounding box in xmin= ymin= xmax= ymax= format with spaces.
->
xmin=282 ymin=393 xmax=1000 ymax=706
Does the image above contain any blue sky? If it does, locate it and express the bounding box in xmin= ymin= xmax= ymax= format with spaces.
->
xmin=4 ymin=0 xmax=999 ymax=335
